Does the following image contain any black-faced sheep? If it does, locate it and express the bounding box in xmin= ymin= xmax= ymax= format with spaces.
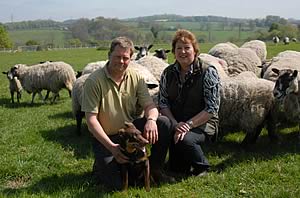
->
xmin=134 ymin=44 xmax=153 ymax=60
xmin=10 ymin=61 xmax=76 ymax=104
xmin=2 ymin=71 xmax=22 ymax=103
xmin=153 ymin=48 xmax=170 ymax=61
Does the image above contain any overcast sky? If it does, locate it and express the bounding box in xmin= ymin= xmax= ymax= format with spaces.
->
xmin=1 ymin=0 xmax=300 ymax=23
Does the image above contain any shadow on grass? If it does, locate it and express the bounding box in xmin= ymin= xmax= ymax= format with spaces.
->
xmin=208 ymin=130 xmax=300 ymax=172
xmin=48 ymin=111 xmax=74 ymax=120
xmin=40 ymin=124 xmax=92 ymax=159
xmin=2 ymin=172 xmax=112 ymax=197
xmin=0 ymin=98 xmax=46 ymax=108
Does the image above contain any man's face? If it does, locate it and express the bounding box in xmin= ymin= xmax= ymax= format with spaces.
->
xmin=109 ymin=45 xmax=131 ymax=74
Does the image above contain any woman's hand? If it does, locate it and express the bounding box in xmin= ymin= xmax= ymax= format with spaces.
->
xmin=174 ymin=122 xmax=190 ymax=144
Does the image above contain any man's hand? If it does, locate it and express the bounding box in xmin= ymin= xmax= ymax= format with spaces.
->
xmin=143 ymin=119 xmax=158 ymax=144
xmin=110 ymin=143 xmax=129 ymax=164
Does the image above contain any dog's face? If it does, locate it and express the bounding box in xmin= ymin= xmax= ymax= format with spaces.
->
xmin=118 ymin=122 xmax=149 ymax=162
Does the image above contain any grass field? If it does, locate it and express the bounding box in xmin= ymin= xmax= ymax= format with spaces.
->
xmin=0 ymin=43 xmax=300 ymax=197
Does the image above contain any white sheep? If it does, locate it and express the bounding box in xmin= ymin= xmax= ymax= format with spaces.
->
xmin=273 ymin=36 xmax=280 ymax=44
xmin=82 ymin=60 xmax=107 ymax=75
xmin=209 ymin=43 xmax=262 ymax=77
xmin=2 ymin=71 xmax=23 ymax=103
xmin=283 ymin=37 xmax=290 ymax=45
xmin=72 ymin=73 xmax=90 ymax=135
xmin=10 ymin=61 xmax=76 ymax=104
xmin=240 ymin=40 xmax=267 ymax=62
xmin=262 ymin=51 xmax=300 ymax=81
xmin=135 ymin=56 xmax=169 ymax=81
xmin=219 ymin=71 xmax=279 ymax=146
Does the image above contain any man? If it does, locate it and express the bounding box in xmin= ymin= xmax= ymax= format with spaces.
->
xmin=82 ymin=36 xmax=174 ymax=190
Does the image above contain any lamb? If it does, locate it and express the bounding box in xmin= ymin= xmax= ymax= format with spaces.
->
xmin=135 ymin=56 xmax=169 ymax=81
xmin=240 ymin=40 xmax=267 ymax=62
xmin=208 ymin=43 xmax=262 ymax=77
xmin=219 ymin=71 xmax=278 ymax=146
xmin=10 ymin=61 xmax=76 ymax=104
xmin=262 ymin=51 xmax=300 ymax=81
xmin=2 ymin=71 xmax=23 ymax=103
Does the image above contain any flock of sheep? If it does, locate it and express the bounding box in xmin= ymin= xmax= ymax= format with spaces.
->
xmin=3 ymin=41 xmax=300 ymax=146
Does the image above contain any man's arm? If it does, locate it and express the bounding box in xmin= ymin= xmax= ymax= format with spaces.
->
xmin=85 ymin=112 xmax=128 ymax=163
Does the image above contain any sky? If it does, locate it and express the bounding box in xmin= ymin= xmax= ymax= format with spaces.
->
xmin=1 ymin=0 xmax=300 ymax=23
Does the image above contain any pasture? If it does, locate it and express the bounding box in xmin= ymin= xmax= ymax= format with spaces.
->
xmin=0 ymin=43 xmax=300 ymax=197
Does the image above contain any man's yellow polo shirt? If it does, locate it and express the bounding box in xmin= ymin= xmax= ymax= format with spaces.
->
xmin=82 ymin=64 xmax=153 ymax=135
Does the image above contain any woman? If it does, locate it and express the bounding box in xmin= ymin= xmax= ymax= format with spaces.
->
xmin=158 ymin=29 xmax=221 ymax=176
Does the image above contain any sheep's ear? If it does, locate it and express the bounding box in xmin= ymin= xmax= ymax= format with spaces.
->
xmin=2 ymin=71 xmax=8 ymax=75
xmin=148 ymin=44 xmax=153 ymax=50
xmin=272 ymin=68 xmax=280 ymax=75
xmin=165 ymin=49 xmax=170 ymax=53
xmin=155 ymin=49 xmax=159 ymax=53
xmin=292 ymin=70 xmax=298 ymax=78
xmin=134 ymin=46 xmax=140 ymax=50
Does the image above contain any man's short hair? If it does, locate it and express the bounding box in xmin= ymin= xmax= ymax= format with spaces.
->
xmin=108 ymin=37 xmax=134 ymax=58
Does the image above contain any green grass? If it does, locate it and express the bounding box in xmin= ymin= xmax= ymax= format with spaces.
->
xmin=0 ymin=43 xmax=300 ymax=197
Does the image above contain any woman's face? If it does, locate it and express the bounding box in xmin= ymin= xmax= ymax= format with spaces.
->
xmin=174 ymin=40 xmax=196 ymax=68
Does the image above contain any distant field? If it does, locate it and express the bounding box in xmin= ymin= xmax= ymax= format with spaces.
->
xmin=8 ymin=29 xmax=71 ymax=47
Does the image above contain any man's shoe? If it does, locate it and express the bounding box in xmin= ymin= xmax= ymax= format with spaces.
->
xmin=151 ymin=170 xmax=176 ymax=184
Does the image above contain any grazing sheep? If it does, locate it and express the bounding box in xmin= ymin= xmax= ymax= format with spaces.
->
xmin=262 ymin=51 xmax=300 ymax=81
xmin=2 ymin=71 xmax=22 ymax=103
xmin=135 ymin=56 xmax=169 ymax=81
xmin=153 ymin=48 xmax=170 ymax=61
xmin=219 ymin=71 xmax=278 ymax=146
xmin=240 ymin=40 xmax=267 ymax=62
xmin=209 ymin=43 xmax=262 ymax=77
xmin=292 ymin=38 xmax=297 ymax=42
xmin=134 ymin=44 xmax=153 ymax=60
xmin=82 ymin=60 xmax=107 ymax=75
xmin=273 ymin=36 xmax=280 ymax=44
xmin=283 ymin=37 xmax=290 ymax=45
xmin=10 ymin=61 xmax=76 ymax=104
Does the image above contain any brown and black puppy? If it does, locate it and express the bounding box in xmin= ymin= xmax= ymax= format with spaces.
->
xmin=118 ymin=122 xmax=150 ymax=191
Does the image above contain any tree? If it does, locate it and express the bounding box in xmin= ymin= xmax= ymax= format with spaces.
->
xmin=0 ymin=25 xmax=13 ymax=48
xmin=268 ymin=23 xmax=279 ymax=32
xmin=25 ymin=40 xmax=39 ymax=46
xmin=150 ymin=24 xmax=162 ymax=40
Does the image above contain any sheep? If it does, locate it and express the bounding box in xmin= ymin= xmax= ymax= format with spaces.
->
xmin=134 ymin=44 xmax=153 ymax=60
xmin=273 ymin=36 xmax=280 ymax=44
xmin=208 ymin=43 xmax=262 ymax=77
xmin=81 ymin=60 xmax=107 ymax=75
xmin=2 ymin=71 xmax=22 ymax=103
xmin=72 ymin=62 xmax=159 ymax=135
xmin=153 ymin=48 xmax=170 ymax=61
xmin=283 ymin=37 xmax=290 ymax=45
xmin=219 ymin=71 xmax=279 ymax=146
xmin=72 ymin=73 xmax=90 ymax=135
xmin=10 ymin=61 xmax=76 ymax=104
xmin=135 ymin=55 xmax=169 ymax=81
xmin=272 ymin=68 xmax=300 ymax=139
xmin=262 ymin=51 xmax=300 ymax=82
xmin=198 ymin=53 xmax=229 ymax=80
xmin=240 ymin=40 xmax=267 ymax=62
xmin=292 ymin=38 xmax=297 ymax=42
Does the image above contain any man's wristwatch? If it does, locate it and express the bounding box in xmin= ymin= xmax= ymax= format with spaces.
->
xmin=187 ymin=120 xmax=194 ymax=129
